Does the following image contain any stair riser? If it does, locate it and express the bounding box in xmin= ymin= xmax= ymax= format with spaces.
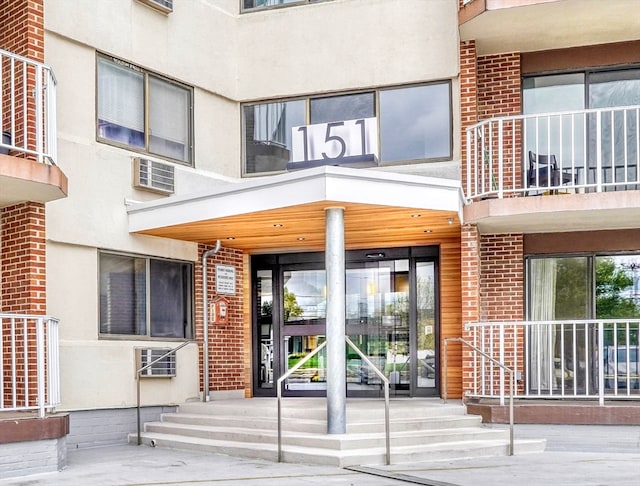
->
xmin=177 ymin=402 xmax=465 ymax=421
xmin=133 ymin=435 xmax=543 ymax=468
xmin=161 ymin=414 xmax=482 ymax=434
xmin=144 ymin=423 xmax=510 ymax=450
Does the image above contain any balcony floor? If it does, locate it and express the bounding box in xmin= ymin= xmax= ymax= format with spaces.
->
xmin=0 ymin=153 xmax=68 ymax=207
xmin=464 ymin=190 xmax=640 ymax=234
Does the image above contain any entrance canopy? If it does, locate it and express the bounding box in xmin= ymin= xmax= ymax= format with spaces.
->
xmin=127 ymin=166 xmax=465 ymax=252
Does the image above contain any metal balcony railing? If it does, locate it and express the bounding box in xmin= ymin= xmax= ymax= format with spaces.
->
xmin=0 ymin=48 xmax=57 ymax=165
xmin=0 ymin=313 xmax=61 ymax=417
xmin=466 ymin=319 xmax=640 ymax=406
xmin=465 ymin=105 xmax=640 ymax=201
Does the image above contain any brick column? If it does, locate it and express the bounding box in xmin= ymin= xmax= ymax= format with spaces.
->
xmin=0 ymin=0 xmax=45 ymax=157
xmin=460 ymin=223 xmax=480 ymax=396
xmin=195 ymin=244 xmax=245 ymax=397
xmin=1 ymin=202 xmax=46 ymax=314
xmin=1 ymin=202 xmax=46 ymax=407
xmin=460 ymin=40 xmax=478 ymax=196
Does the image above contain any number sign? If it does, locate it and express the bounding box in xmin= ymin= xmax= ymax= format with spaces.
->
xmin=291 ymin=117 xmax=378 ymax=164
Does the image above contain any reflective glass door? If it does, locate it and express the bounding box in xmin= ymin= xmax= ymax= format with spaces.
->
xmin=346 ymin=260 xmax=411 ymax=396
xmin=252 ymin=249 xmax=439 ymax=397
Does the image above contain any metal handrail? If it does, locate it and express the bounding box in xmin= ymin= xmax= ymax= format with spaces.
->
xmin=276 ymin=338 xmax=391 ymax=465
xmin=443 ymin=337 xmax=515 ymax=456
xmin=136 ymin=341 xmax=190 ymax=445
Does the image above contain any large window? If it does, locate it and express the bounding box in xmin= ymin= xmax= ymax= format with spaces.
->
xmin=527 ymin=253 xmax=640 ymax=392
xmin=242 ymin=0 xmax=323 ymax=12
xmin=243 ymin=83 xmax=452 ymax=175
xmin=97 ymin=55 xmax=193 ymax=164
xmin=523 ymin=68 xmax=640 ymax=186
xmin=99 ymin=252 xmax=194 ymax=339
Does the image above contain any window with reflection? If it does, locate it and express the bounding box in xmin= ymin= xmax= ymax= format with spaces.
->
xmin=97 ymin=55 xmax=193 ymax=164
xmin=527 ymin=253 xmax=640 ymax=393
xmin=523 ymin=68 xmax=640 ymax=188
xmin=283 ymin=269 xmax=326 ymax=323
xmin=242 ymin=82 xmax=452 ymax=174
xmin=242 ymin=0 xmax=321 ymax=11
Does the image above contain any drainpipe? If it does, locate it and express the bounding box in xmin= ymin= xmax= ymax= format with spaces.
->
xmin=202 ymin=240 xmax=222 ymax=402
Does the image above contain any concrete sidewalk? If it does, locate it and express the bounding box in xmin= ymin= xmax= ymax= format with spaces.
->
xmin=2 ymin=425 xmax=640 ymax=485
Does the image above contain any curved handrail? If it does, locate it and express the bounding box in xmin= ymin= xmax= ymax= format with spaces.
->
xmin=443 ymin=337 xmax=515 ymax=456
xmin=277 ymin=338 xmax=391 ymax=465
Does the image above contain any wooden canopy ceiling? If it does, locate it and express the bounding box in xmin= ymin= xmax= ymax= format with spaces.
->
xmin=136 ymin=200 xmax=460 ymax=253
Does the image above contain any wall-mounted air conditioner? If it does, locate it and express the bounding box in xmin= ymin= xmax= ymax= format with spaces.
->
xmin=136 ymin=348 xmax=176 ymax=378
xmin=133 ymin=157 xmax=175 ymax=195
xmin=136 ymin=0 xmax=173 ymax=14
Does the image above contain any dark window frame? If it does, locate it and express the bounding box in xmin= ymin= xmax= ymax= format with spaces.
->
xmin=96 ymin=53 xmax=194 ymax=166
xmin=242 ymin=81 xmax=453 ymax=176
xmin=99 ymin=251 xmax=194 ymax=340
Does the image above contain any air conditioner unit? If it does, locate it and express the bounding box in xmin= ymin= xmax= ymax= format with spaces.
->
xmin=136 ymin=0 xmax=173 ymax=14
xmin=133 ymin=157 xmax=175 ymax=195
xmin=136 ymin=348 xmax=176 ymax=378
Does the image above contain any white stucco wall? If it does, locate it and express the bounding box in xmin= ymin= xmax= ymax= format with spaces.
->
xmin=236 ymin=0 xmax=459 ymax=99
xmin=41 ymin=0 xmax=461 ymax=411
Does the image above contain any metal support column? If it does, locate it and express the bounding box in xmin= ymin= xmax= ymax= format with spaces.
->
xmin=325 ymin=207 xmax=346 ymax=434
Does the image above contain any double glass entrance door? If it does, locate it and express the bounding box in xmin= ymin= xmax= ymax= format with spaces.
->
xmin=254 ymin=248 xmax=438 ymax=397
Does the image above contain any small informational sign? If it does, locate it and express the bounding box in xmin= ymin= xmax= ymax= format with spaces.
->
xmin=290 ymin=117 xmax=378 ymax=164
xmin=215 ymin=264 xmax=236 ymax=295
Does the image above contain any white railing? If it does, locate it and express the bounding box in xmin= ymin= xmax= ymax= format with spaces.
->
xmin=0 ymin=48 xmax=57 ymax=165
xmin=466 ymin=105 xmax=640 ymax=201
xmin=466 ymin=320 xmax=640 ymax=406
xmin=0 ymin=314 xmax=60 ymax=417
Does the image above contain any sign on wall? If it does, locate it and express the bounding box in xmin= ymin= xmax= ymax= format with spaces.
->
xmin=215 ymin=264 xmax=236 ymax=295
xmin=289 ymin=117 xmax=378 ymax=169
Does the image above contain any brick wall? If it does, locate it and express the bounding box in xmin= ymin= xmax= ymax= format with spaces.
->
xmin=1 ymin=202 xmax=47 ymax=406
xmin=459 ymin=41 xmax=527 ymax=394
xmin=460 ymin=40 xmax=477 ymax=193
xmin=0 ymin=0 xmax=45 ymax=157
xmin=1 ymin=202 xmax=46 ymax=314
xmin=477 ymin=52 xmax=523 ymax=191
xmin=196 ymin=244 xmax=245 ymax=395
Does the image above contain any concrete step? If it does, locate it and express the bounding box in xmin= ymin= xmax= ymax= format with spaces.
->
xmin=177 ymin=398 xmax=467 ymax=421
xmin=142 ymin=421 xmax=509 ymax=450
xmin=160 ymin=411 xmax=484 ymax=434
xmin=129 ymin=398 xmax=546 ymax=466
xmin=132 ymin=431 xmax=545 ymax=467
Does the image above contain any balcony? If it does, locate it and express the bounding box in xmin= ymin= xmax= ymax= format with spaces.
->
xmin=464 ymin=105 xmax=640 ymax=233
xmin=0 ymin=48 xmax=67 ymax=207
xmin=466 ymin=319 xmax=640 ymax=405
xmin=0 ymin=313 xmax=61 ymax=417
xmin=459 ymin=0 xmax=639 ymax=56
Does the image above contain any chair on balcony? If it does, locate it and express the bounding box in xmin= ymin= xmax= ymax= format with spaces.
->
xmin=527 ymin=151 xmax=575 ymax=194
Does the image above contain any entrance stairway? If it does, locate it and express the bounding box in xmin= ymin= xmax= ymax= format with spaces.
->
xmin=130 ymin=398 xmax=545 ymax=467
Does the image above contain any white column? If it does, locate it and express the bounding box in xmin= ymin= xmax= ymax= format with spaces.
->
xmin=325 ymin=207 xmax=346 ymax=434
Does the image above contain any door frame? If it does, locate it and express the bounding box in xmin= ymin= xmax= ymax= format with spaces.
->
xmin=251 ymin=246 xmax=440 ymax=397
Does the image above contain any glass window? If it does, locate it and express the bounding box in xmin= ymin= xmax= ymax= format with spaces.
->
xmin=380 ymin=84 xmax=451 ymax=162
xmin=244 ymin=100 xmax=305 ymax=174
xmin=242 ymin=82 xmax=452 ymax=174
xmin=97 ymin=55 xmax=193 ymax=164
xmin=99 ymin=252 xmax=193 ymax=339
xmin=310 ymin=93 xmax=374 ymax=124
xmin=283 ymin=269 xmax=326 ymax=324
xmin=242 ymin=0 xmax=318 ymax=11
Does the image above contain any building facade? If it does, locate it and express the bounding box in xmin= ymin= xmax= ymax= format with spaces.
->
xmin=1 ymin=0 xmax=639 ymax=476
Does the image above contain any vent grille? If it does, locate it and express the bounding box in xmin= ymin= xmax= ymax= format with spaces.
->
xmin=133 ymin=157 xmax=175 ymax=194
xmin=136 ymin=0 xmax=173 ymax=14
xmin=137 ymin=348 xmax=176 ymax=378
